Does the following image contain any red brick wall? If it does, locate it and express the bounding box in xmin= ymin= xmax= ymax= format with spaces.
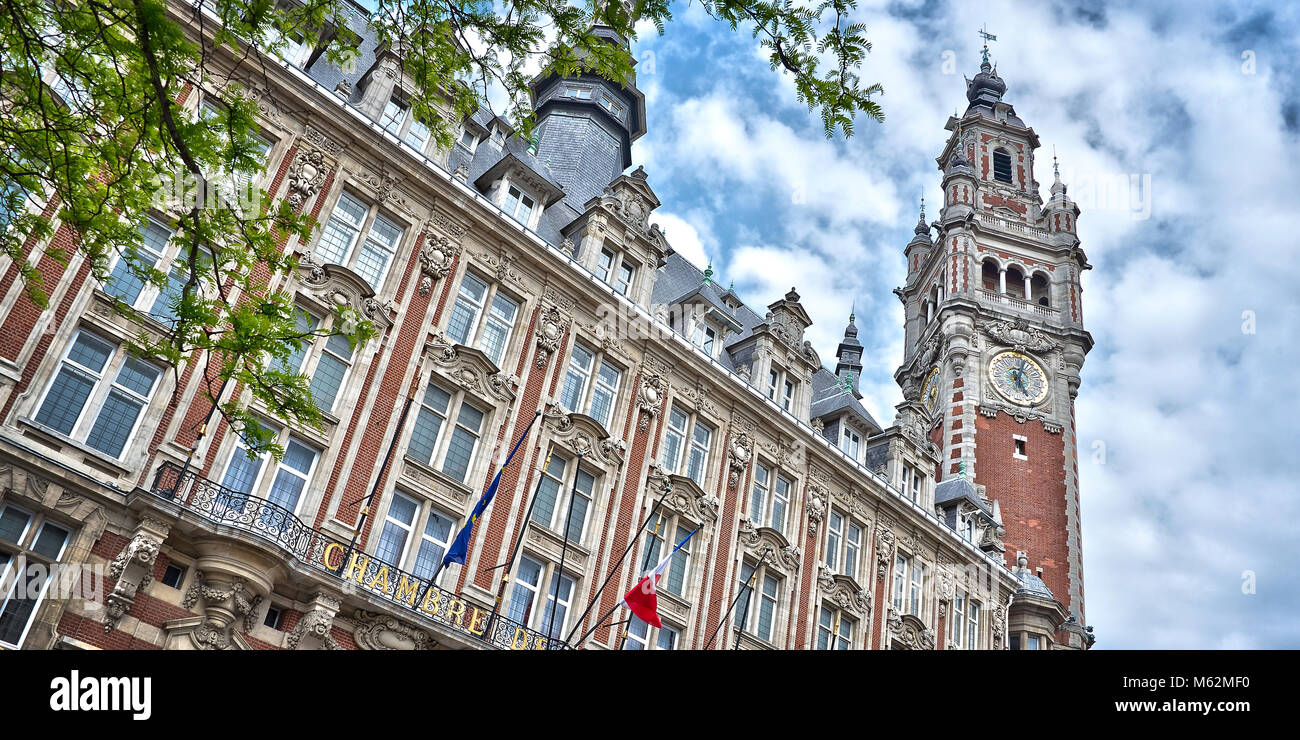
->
xmin=973 ymin=412 xmax=1073 ymax=612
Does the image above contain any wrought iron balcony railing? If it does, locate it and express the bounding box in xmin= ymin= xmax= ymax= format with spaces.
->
xmin=149 ymin=461 xmax=558 ymax=650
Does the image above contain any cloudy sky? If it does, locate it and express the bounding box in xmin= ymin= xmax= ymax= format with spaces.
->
xmin=626 ymin=0 xmax=1300 ymax=648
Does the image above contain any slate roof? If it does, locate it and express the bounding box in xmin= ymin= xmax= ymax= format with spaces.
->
xmin=809 ymin=368 xmax=882 ymax=433
xmin=933 ymin=477 xmax=990 ymax=514
xmin=296 ymin=8 xmax=894 ymax=428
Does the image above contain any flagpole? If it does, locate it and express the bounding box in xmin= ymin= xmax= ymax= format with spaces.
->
xmin=544 ymin=451 xmax=584 ymax=648
xmin=616 ymin=507 xmax=666 ymax=650
xmin=574 ymin=526 xmax=696 ymax=650
xmin=338 ymin=368 xmax=420 ymax=573
xmin=484 ymin=445 xmax=553 ymax=640
xmin=731 ymin=548 xmax=771 ymax=650
xmin=431 ymin=409 xmax=542 ymax=603
xmin=561 ymin=489 xmax=667 ymax=647
xmin=703 ymin=546 xmax=771 ymax=650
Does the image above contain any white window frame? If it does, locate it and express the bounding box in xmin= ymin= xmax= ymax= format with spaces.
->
xmin=597 ymin=247 xmax=637 ymax=296
xmin=375 ymin=490 xmax=458 ymax=584
xmin=502 ymin=184 xmax=537 ymax=227
xmin=379 ymin=95 xmax=432 ymax=153
xmin=750 ymin=462 xmax=792 ymax=534
xmin=825 ymin=509 xmax=862 ymax=581
xmin=443 ymin=270 xmax=521 ymax=368
xmin=624 ymin=615 xmax=681 ymax=650
xmin=737 ymin=560 xmax=781 ymax=645
xmin=506 ymin=556 xmax=576 ymax=640
xmin=661 ymin=404 xmax=713 ymax=488
xmin=765 ymin=363 xmax=797 ymax=412
xmin=529 ymin=450 xmax=599 ymax=545
xmin=891 ymin=552 xmax=926 ymax=617
xmin=404 ymin=378 xmax=488 ymax=485
xmin=313 ymin=189 xmax=405 ymax=291
xmin=31 ymin=328 xmax=163 ymax=460
xmin=0 ymin=505 xmax=71 ymax=649
xmin=558 ymin=342 xmax=623 ymax=430
xmin=217 ymin=430 xmax=320 ymax=519
xmin=816 ymin=605 xmax=855 ymax=650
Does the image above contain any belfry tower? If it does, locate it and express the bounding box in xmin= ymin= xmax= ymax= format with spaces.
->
xmin=892 ymin=40 xmax=1094 ymax=648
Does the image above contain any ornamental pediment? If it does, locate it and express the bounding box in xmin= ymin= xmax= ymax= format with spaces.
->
xmin=295 ymin=255 xmax=394 ymax=329
xmin=542 ymin=406 xmax=626 ymax=469
xmin=737 ymin=515 xmax=800 ymax=573
xmin=816 ymin=565 xmax=872 ymax=617
xmin=424 ymin=333 xmax=518 ymax=403
xmin=645 ymin=467 xmax=718 ymax=524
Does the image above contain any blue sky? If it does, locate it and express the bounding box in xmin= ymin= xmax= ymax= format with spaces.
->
xmin=624 ymin=0 xmax=1300 ymax=648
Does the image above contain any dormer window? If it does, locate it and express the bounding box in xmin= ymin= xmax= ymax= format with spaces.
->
xmin=597 ymin=248 xmax=636 ymax=295
xmin=993 ymin=148 xmax=1013 ymax=184
xmin=457 ymin=129 xmax=479 ymax=152
xmin=840 ymin=428 xmax=862 ymax=460
xmin=271 ymin=26 xmax=313 ymax=68
xmin=960 ymin=513 xmax=975 ymax=542
xmin=692 ymin=322 xmax=716 ymax=356
xmin=563 ymin=86 xmax=593 ymax=101
xmin=379 ymin=96 xmax=431 ymax=153
xmin=503 ymin=185 xmax=536 ymax=226
xmin=766 ymin=364 xmax=798 ymax=412
xmin=598 ymin=94 xmax=623 ymax=117
xmin=490 ymin=126 xmax=506 ymax=147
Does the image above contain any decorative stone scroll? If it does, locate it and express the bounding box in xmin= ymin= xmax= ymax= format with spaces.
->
xmin=286 ymin=592 xmax=342 ymax=650
xmin=103 ymin=515 xmax=171 ymax=632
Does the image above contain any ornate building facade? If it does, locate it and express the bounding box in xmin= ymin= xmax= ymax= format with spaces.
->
xmin=0 ymin=3 xmax=1092 ymax=650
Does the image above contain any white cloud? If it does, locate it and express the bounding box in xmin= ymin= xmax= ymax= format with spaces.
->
xmin=634 ymin=0 xmax=1300 ymax=647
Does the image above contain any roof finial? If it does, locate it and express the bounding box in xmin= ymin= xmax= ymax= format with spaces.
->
xmin=958 ymin=460 xmax=968 ymax=479
xmin=702 ymin=260 xmax=713 ymax=286
xmin=1053 ymin=145 xmax=1060 ymax=179
xmin=978 ymin=24 xmax=997 ymax=70
xmin=919 ymin=193 xmax=925 ymax=221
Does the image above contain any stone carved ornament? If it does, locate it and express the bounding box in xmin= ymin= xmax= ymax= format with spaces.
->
xmin=875 ymin=527 xmax=896 ymax=581
xmin=351 ymin=609 xmax=433 ymax=650
xmin=426 ymin=331 xmax=519 ymax=402
xmin=635 ymin=364 xmax=669 ymax=432
xmin=286 ymin=594 xmax=342 ymax=650
xmin=417 ymin=232 xmax=460 ymax=297
xmin=977 ymin=318 xmax=1061 ymax=354
xmin=534 ymin=304 xmax=568 ymax=369
xmin=181 ymin=570 xmax=264 ymax=635
xmin=286 ymin=143 xmax=329 ymax=210
xmin=727 ymin=432 xmax=754 ymax=488
xmin=102 ymin=515 xmax=170 ymax=633
xmin=647 ymin=463 xmax=719 ymax=523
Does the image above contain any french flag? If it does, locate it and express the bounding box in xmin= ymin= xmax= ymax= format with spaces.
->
xmin=622 ymin=528 xmax=697 ymax=628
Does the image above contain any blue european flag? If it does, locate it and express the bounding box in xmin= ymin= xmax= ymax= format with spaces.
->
xmin=441 ymin=411 xmax=539 ymax=569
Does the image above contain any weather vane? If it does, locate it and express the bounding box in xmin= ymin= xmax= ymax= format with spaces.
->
xmin=979 ymin=24 xmax=997 ymax=65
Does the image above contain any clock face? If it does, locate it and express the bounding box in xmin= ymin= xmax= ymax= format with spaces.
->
xmin=988 ymin=351 xmax=1049 ymax=406
xmin=920 ymin=367 xmax=941 ymax=415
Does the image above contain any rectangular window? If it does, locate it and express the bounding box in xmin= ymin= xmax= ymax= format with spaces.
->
xmin=951 ymin=592 xmax=966 ymax=648
xmin=507 ymin=556 xmax=575 ymax=640
xmin=817 ymin=607 xmax=853 ymax=650
xmin=692 ymin=323 xmax=716 ymax=355
xmin=446 ymin=272 xmax=518 ymax=367
xmin=757 ymin=573 xmax=778 ymax=642
xmin=686 ymin=420 xmax=712 ymax=486
xmin=412 ymin=509 xmax=455 ymax=582
xmin=407 ymin=383 xmax=451 ymax=467
xmin=503 ymin=185 xmax=536 ymax=225
xmin=0 ymin=515 xmax=70 ymax=648
xmin=750 ymin=465 xmax=769 ymax=524
xmin=826 ymin=511 xmax=843 ymax=572
xmin=306 ymin=332 xmax=353 ymax=413
xmin=782 ymin=379 xmax=795 ymax=411
xmin=662 ymin=406 xmax=688 ymax=473
xmin=105 ymin=219 xmax=171 ymax=311
xmin=1014 ymin=436 xmax=1027 ymax=459
xmin=892 ymin=553 xmax=909 ymax=611
xmin=442 ymin=401 xmax=484 ymax=483
xmin=530 ymin=452 xmax=597 ymax=544
xmin=376 ymin=492 xmax=418 ymax=565
xmin=616 ymin=262 xmax=634 ymax=295
xmin=315 ymin=192 xmax=402 ymax=289
xmin=968 ymin=600 xmax=981 ymax=649
xmin=560 ymin=344 xmax=594 ymax=413
xmin=457 ymin=129 xmax=478 ymax=151
xmin=909 ymin=560 xmax=925 ymax=617
xmin=589 ymin=360 xmax=621 ymax=430
xmin=845 ymin=522 xmax=862 ymax=581
xmin=841 ymin=428 xmax=862 ymax=459
xmin=379 ymin=97 xmax=408 ymax=137
xmin=597 ymin=248 xmax=635 ymax=295
xmin=666 ymin=524 xmax=691 ymax=596
xmin=34 ymin=330 xmax=161 ymax=459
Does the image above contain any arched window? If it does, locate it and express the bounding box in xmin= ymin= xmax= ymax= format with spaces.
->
xmin=993 ymin=148 xmax=1013 ymax=184
xmin=1031 ymin=273 xmax=1050 ymax=306
xmin=1005 ymin=268 xmax=1025 ymax=299
xmin=981 ymin=260 xmax=999 ymax=291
